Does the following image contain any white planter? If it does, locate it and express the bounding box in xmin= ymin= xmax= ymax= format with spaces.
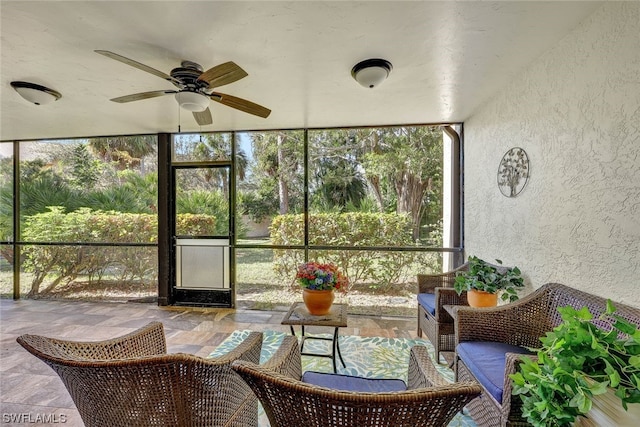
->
xmin=573 ymin=387 xmax=640 ymax=427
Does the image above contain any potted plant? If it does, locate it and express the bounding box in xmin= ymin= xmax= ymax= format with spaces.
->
xmin=296 ymin=262 xmax=348 ymax=315
xmin=510 ymin=302 xmax=640 ymax=427
xmin=453 ymin=256 xmax=524 ymax=307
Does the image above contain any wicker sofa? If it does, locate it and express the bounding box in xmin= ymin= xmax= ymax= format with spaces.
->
xmin=17 ymin=322 xmax=263 ymax=427
xmin=453 ymin=282 xmax=640 ymax=427
xmin=232 ymin=335 xmax=482 ymax=427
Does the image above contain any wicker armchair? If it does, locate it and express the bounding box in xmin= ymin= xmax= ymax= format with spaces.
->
xmin=16 ymin=322 xmax=262 ymax=427
xmin=231 ymin=335 xmax=481 ymax=427
xmin=417 ymin=262 xmax=469 ymax=361
xmin=453 ymin=283 xmax=640 ymax=427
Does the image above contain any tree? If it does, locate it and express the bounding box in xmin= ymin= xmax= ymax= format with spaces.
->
xmin=88 ymin=135 xmax=156 ymax=170
xmin=308 ymin=130 xmax=368 ymax=211
xmin=248 ymin=131 xmax=304 ymax=215
xmin=192 ymin=133 xmax=247 ymax=201
xmin=244 ymin=126 xmax=444 ymax=242
xmin=312 ymin=157 xmax=367 ymax=211
xmin=18 ymin=161 xmax=80 ymax=216
xmin=69 ymin=144 xmax=101 ymax=189
xmin=358 ymin=126 xmax=443 ymax=241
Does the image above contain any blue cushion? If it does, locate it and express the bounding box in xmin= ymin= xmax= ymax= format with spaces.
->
xmin=302 ymin=371 xmax=407 ymax=393
xmin=417 ymin=293 xmax=436 ymax=315
xmin=457 ymin=341 xmax=532 ymax=403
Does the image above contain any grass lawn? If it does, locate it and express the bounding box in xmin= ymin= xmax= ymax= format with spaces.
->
xmin=1 ymin=242 xmax=440 ymax=317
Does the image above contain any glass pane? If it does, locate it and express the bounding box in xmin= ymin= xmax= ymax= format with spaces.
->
xmin=0 ymin=244 xmax=11 ymax=297
xmin=235 ymin=130 xmax=304 ymax=245
xmin=307 ymin=126 xmax=444 ymax=247
xmin=236 ymin=247 xmax=303 ymax=310
xmin=308 ymin=249 xmax=442 ymax=316
xmin=19 ymin=137 xmax=158 ymax=243
xmin=175 ymin=168 xmax=229 ymax=236
xmin=0 ymin=142 xmax=13 ymax=243
xmin=172 ymin=133 xmax=232 ymax=162
xmin=19 ymin=244 xmax=157 ymax=301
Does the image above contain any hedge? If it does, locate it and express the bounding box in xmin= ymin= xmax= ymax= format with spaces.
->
xmin=270 ymin=212 xmax=418 ymax=290
xmin=21 ymin=207 xmax=216 ymax=295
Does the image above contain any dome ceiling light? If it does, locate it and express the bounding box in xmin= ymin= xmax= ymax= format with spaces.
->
xmin=10 ymin=81 xmax=62 ymax=105
xmin=175 ymin=91 xmax=210 ymax=112
xmin=351 ymin=58 xmax=393 ymax=89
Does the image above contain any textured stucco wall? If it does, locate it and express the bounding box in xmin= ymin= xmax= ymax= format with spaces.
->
xmin=464 ymin=2 xmax=640 ymax=307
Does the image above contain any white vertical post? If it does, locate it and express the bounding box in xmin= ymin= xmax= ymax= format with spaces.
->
xmin=442 ymin=130 xmax=453 ymax=272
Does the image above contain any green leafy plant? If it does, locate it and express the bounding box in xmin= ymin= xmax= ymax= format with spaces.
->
xmin=453 ymin=255 xmax=524 ymax=302
xmin=510 ymin=302 xmax=640 ymax=427
xmin=21 ymin=208 xmax=216 ymax=295
xmin=270 ymin=212 xmax=416 ymax=291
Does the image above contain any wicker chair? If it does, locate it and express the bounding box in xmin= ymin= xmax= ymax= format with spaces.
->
xmin=16 ymin=322 xmax=262 ymax=427
xmin=231 ymin=335 xmax=482 ymax=427
xmin=454 ymin=282 xmax=640 ymax=427
xmin=417 ymin=262 xmax=469 ymax=361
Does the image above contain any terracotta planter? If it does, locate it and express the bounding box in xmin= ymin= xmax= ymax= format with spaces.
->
xmin=302 ymin=289 xmax=335 ymax=315
xmin=467 ymin=289 xmax=498 ymax=308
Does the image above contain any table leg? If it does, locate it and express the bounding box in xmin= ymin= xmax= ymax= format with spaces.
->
xmin=293 ymin=325 xmax=308 ymax=352
xmin=288 ymin=324 xmax=345 ymax=373
xmin=333 ymin=327 xmax=346 ymax=372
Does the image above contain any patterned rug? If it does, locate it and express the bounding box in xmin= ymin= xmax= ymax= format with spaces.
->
xmin=211 ymin=330 xmax=476 ymax=427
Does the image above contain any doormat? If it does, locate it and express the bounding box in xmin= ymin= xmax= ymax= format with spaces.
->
xmin=211 ymin=330 xmax=476 ymax=427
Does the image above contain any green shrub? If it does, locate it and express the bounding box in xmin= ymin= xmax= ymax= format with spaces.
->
xmin=270 ymin=212 xmax=416 ymax=290
xmin=176 ymin=190 xmax=228 ymax=234
xmin=21 ymin=207 xmax=215 ymax=295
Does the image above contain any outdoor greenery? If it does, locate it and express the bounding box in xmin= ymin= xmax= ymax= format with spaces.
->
xmin=510 ymin=303 xmax=640 ymax=427
xmin=238 ymin=127 xmax=443 ymax=243
xmin=21 ymin=208 xmax=215 ymax=295
xmin=241 ymin=130 xmax=304 ymax=218
xmin=0 ymin=124 xmax=448 ymax=308
xmin=271 ymin=212 xmax=420 ymax=291
xmin=453 ymin=255 xmax=524 ymax=302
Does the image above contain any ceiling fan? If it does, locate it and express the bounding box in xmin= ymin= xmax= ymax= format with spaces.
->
xmin=95 ymin=50 xmax=271 ymax=126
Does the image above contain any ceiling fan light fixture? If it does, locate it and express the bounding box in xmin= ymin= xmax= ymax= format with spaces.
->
xmin=10 ymin=81 xmax=62 ymax=105
xmin=175 ymin=91 xmax=209 ymax=112
xmin=351 ymin=58 xmax=392 ymax=89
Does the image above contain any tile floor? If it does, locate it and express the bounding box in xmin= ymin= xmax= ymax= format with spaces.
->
xmin=0 ymin=298 xmax=418 ymax=426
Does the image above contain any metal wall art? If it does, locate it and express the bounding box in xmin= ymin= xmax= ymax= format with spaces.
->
xmin=497 ymin=147 xmax=529 ymax=197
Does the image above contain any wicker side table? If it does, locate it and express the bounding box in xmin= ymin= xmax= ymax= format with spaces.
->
xmin=442 ymin=304 xmax=461 ymax=368
xmin=281 ymin=302 xmax=347 ymax=373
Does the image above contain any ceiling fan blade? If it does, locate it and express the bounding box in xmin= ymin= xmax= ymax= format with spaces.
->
xmin=110 ymin=90 xmax=176 ymax=103
xmin=95 ymin=50 xmax=181 ymax=86
xmin=198 ymin=62 xmax=248 ymax=88
xmin=193 ymin=108 xmax=213 ymax=126
xmin=210 ymin=92 xmax=271 ymax=118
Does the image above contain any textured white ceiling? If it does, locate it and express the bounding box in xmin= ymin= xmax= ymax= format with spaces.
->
xmin=1 ymin=1 xmax=602 ymax=141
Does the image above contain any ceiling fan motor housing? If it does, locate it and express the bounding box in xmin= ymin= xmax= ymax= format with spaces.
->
xmin=171 ymin=62 xmax=209 ymax=90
